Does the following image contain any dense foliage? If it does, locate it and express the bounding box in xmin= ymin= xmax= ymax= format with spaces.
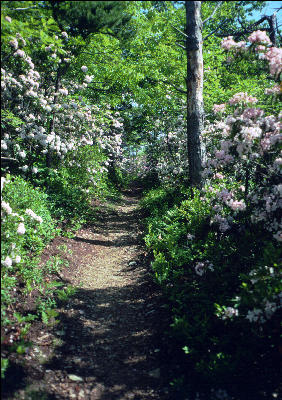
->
xmin=1 ymin=1 xmax=281 ymax=398
xmin=141 ymin=25 xmax=281 ymax=399
xmin=1 ymin=1 xmax=126 ymax=379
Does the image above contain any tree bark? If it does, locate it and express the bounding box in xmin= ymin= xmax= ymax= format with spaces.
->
xmin=269 ymin=13 xmax=277 ymax=46
xmin=185 ymin=1 xmax=204 ymax=188
xmin=46 ymin=68 xmax=61 ymax=168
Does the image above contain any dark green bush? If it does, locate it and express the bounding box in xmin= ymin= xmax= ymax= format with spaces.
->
xmin=31 ymin=145 xmax=121 ymax=227
xmin=142 ymin=185 xmax=281 ymax=398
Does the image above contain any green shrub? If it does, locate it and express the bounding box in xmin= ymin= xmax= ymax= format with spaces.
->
xmin=142 ymin=185 xmax=281 ymax=397
xmin=30 ymin=145 xmax=121 ymax=227
xmin=1 ymin=175 xmax=69 ymax=378
xmin=2 ymin=174 xmax=56 ymax=255
xmin=140 ymin=185 xmax=185 ymax=218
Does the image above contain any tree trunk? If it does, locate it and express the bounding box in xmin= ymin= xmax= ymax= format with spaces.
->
xmin=46 ymin=69 xmax=61 ymax=168
xmin=185 ymin=1 xmax=204 ymax=188
xmin=268 ymin=13 xmax=277 ymax=46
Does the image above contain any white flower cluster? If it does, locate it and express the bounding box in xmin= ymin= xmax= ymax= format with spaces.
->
xmin=25 ymin=208 xmax=43 ymax=223
xmin=1 ymin=201 xmax=13 ymax=215
xmin=221 ymin=307 xmax=239 ymax=319
xmin=1 ymin=179 xmax=44 ymax=269
xmin=194 ymin=261 xmax=214 ymax=276
xmin=2 ymin=254 xmax=21 ymax=268
xmin=17 ymin=222 xmax=25 ymax=235
xmin=3 ymin=66 xmax=125 ymax=161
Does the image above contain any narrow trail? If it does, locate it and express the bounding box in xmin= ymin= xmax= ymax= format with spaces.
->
xmin=8 ymin=189 xmax=171 ymax=400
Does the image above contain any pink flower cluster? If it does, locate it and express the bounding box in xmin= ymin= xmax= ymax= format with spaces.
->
xmin=241 ymin=108 xmax=264 ymax=121
xmin=241 ymin=126 xmax=262 ymax=141
xmin=264 ymin=47 xmax=282 ymax=76
xmin=25 ymin=209 xmax=43 ymax=224
xmin=213 ymin=104 xmax=226 ymax=113
xmin=222 ymin=30 xmax=281 ymax=78
xmin=211 ymin=214 xmax=231 ymax=232
xmin=216 ymin=188 xmax=232 ymax=202
xmin=265 ymin=85 xmax=280 ymax=95
xmin=229 ymin=200 xmax=246 ymax=212
xmin=222 ymin=307 xmax=239 ymax=319
xmin=215 ymin=189 xmax=246 ymax=212
xmin=273 ymin=157 xmax=282 ymax=170
xmin=221 ymin=36 xmax=237 ymax=50
xmin=221 ymin=36 xmax=246 ymax=51
xmin=248 ymin=30 xmax=272 ymax=44
xmin=260 ymin=129 xmax=281 ymax=153
xmin=255 ymin=45 xmax=266 ymax=52
xmin=229 ymin=92 xmax=258 ymax=105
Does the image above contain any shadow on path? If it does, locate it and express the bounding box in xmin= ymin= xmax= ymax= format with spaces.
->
xmin=1 ymin=190 xmax=171 ymax=400
xmin=43 ymin=276 xmax=169 ymax=399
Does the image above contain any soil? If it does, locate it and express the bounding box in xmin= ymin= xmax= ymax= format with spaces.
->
xmin=1 ymin=188 xmax=173 ymax=400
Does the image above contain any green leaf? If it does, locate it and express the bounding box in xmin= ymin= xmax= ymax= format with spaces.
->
xmin=182 ymin=346 xmax=191 ymax=354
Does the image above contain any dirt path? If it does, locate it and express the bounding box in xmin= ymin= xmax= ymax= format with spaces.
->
xmin=5 ymin=190 xmax=171 ymax=400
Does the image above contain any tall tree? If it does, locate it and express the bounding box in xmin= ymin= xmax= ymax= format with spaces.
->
xmin=185 ymin=1 xmax=203 ymax=188
xmin=48 ymin=1 xmax=132 ymax=39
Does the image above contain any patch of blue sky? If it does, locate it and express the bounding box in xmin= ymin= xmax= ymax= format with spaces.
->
xmin=247 ymin=1 xmax=282 ymax=25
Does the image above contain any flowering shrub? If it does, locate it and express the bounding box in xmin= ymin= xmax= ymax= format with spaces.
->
xmin=1 ymin=176 xmax=56 ymax=259
xmin=220 ymin=29 xmax=282 ymax=78
xmin=143 ymin=186 xmax=281 ymax=397
xmin=137 ymin=102 xmax=189 ymax=186
xmin=142 ymin=30 xmax=281 ymax=398
xmin=1 ymin=15 xmax=126 ymax=188
xmin=1 ymin=12 xmax=129 ymax=229
xmin=1 ymin=49 xmax=124 ymax=174
xmin=1 ymin=12 xmax=129 ymax=379
xmin=1 ymin=176 xmax=58 ymax=371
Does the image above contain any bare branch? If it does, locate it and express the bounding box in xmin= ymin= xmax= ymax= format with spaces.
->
xmin=3 ymin=6 xmax=38 ymax=11
xmin=203 ymin=17 xmax=231 ymax=41
xmin=1 ymin=157 xmax=18 ymax=168
xmin=237 ymin=14 xmax=248 ymax=31
xmin=202 ymin=1 xmax=224 ymax=25
xmin=216 ymin=15 xmax=270 ymax=39
xmin=171 ymin=25 xmax=188 ymax=38
xmin=175 ymin=42 xmax=186 ymax=50
xmin=162 ymin=80 xmax=187 ymax=94
xmin=176 ymin=39 xmax=186 ymax=44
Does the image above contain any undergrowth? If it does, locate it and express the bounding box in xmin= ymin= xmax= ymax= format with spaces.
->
xmin=1 ymin=157 xmax=122 ymax=379
xmin=141 ymin=184 xmax=281 ymax=400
